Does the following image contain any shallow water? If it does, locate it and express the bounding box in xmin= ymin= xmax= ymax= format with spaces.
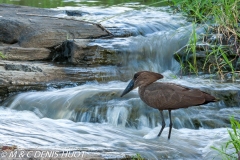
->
xmin=3 ymin=78 xmax=240 ymax=128
xmin=0 ymin=106 xmax=230 ymax=160
xmin=0 ymin=0 xmax=169 ymax=8
xmin=2 ymin=76 xmax=240 ymax=159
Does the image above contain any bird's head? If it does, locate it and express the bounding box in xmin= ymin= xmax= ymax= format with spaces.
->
xmin=120 ymin=71 xmax=163 ymax=97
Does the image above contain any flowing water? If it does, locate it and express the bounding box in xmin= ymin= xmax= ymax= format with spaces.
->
xmin=1 ymin=0 xmax=240 ymax=159
xmin=1 ymin=79 xmax=239 ymax=159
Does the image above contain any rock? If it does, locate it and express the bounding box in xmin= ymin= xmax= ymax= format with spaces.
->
xmin=0 ymin=60 xmax=119 ymax=102
xmin=65 ymin=10 xmax=90 ymax=16
xmin=0 ymin=4 xmax=116 ymax=65
xmin=0 ymin=18 xmax=26 ymax=44
xmin=1 ymin=145 xmax=17 ymax=151
xmin=52 ymin=39 xmax=119 ymax=65
xmin=4 ymin=64 xmax=42 ymax=72
xmin=215 ymin=90 xmax=240 ymax=107
xmin=0 ymin=4 xmax=111 ymax=48
xmin=0 ymin=4 xmax=121 ymax=102
xmin=0 ymin=45 xmax=51 ymax=61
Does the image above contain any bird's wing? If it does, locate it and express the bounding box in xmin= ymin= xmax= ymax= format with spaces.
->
xmin=141 ymin=83 xmax=206 ymax=110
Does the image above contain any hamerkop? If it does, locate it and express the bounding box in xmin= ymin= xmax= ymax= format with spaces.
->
xmin=121 ymin=71 xmax=218 ymax=139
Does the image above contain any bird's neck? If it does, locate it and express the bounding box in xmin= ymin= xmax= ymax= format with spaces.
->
xmin=138 ymin=85 xmax=147 ymax=100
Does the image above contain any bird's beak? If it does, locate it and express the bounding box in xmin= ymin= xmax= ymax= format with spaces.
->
xmin=120 ymin=79 xmax=134 ymax=97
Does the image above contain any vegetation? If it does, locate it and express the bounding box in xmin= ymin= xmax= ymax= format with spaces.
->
xmin=171 ymin=0 xmax=239 ymax=33
xmin=172 ymin=0 xmax=240 ymax=80
xmin=171 ymin=1 xmax=240 ymax=158
xmin=185 ymin=23 xmax=198 ymax=75
xmin=0 ymin=51 xmax=5 ymax=59
xmin=211 ymin=117 xmax=240 ymax=160
xmin=131 ymin=153 xmax=145 ymax=160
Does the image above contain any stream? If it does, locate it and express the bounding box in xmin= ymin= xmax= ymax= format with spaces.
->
xmin=0 ymin=0 xmax=240 ymax=159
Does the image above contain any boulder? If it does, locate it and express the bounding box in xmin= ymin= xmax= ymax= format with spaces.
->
xmin=52 ymin=39 xmax=119 ymax=65
xmin=0 ymin=4 xmax=118 ymax=66
xmin=0 ymin=4 xmax=111 ymax=48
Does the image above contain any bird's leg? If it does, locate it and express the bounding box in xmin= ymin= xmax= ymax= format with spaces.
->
xmin=157 ymin=110 xmax=165 ymax=137
xmin=168 ymin=109 xmax=173 ymax=140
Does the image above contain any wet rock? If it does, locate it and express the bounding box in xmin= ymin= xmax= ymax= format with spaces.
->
xmin=0 ymin=86 xmax=8 ymax=102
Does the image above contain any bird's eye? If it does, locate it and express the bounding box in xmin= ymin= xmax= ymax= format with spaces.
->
xmin=133 ymin=73 xmax=140 ymax=79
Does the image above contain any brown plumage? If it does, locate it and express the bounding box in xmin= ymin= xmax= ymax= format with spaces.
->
xmin=121 ymin=71 xmax=218 ymax=139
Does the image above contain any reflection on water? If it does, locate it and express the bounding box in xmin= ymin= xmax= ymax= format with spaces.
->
xmin=0 ymin=0 xmax=168 ymax=8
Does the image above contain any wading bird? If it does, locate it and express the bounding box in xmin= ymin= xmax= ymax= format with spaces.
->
xmin=121 ymin=71 xmax=218 ymax=139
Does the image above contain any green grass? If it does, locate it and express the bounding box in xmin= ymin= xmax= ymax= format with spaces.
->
xmin=202 ymin=45 xmax=236 ymax=81
xmin=0 ymin=51 xmax=5 ymax=59
xmin=132 ymin=153 xmax=145 ymax=160
xmin=211 ymin=117 xmax=240 ymax=160
xmin=172 ymin=0 xmax=239 ymax=79
xmin=186 ymin=23 xmax=198 ymax=75
xmin=172 ymin=0 xmax=239 ymax=28
xmin=171 ymin=0 xmax=240 ymax=46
